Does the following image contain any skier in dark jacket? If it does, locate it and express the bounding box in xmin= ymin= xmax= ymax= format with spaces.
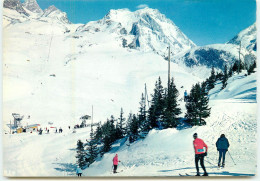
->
xmin=216 ymin=134 xmax=229 ymax=167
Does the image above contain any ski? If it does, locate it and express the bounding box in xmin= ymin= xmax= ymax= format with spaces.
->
xmin=113 ymin=170 xmax=123 ymax=174
xmin=179 ymin=173 xmax=192 ymax=176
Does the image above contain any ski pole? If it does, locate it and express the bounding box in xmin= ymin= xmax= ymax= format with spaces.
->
xmin=228 ymin=151 xmax=236 ymax=165
xmin=205 ymin=159 xmax=215 ymax=166
xmin=120 ymin=162 xmax=127 ymax=169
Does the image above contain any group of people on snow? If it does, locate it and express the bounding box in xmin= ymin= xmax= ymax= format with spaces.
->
xmin=193 ymin=133 xmax=230 ymax=176
xmin=75 ymin=133 xmax=229 ymax=177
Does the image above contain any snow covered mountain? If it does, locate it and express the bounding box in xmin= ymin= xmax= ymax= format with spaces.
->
xmin=173 ymin=24 xmax=256 ymax=76
xmin=76 ymin=8 xmax=196 ymax=56
xmin=40 ymin=5 xmax=71 ymax=24
xmin=3 ymin=0 xmax=29 ymax=16
xmin=227 ymin=23 xmax=257 ymax=52
xmin=2 ymin=0 xmax=257 ymax=178
xmin=3 ymin=0 xmax=70 ymax=26
xmin=2 ymin=3 xmax=200 ymax=127
xmin=22 ymin=0 xmax=43 ymax=14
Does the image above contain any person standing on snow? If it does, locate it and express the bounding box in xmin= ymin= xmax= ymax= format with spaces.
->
xmin=76 ymin=166 xmax=83 ymax=177
xmin=184 ymin=90 xmax=188 ymax=102
xmin=113 ymin=154 xmax=120 ymax=173
xmin=216 ymin=134 xmax=229 ymax=168
xmin=193 ymin=133 xmax=208 ymax=176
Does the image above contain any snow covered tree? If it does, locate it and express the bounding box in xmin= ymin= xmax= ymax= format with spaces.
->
xmin=85 ymin=126 xmax=98 ymax=166
xmin=185 ymin=83 xmax=211 ymax=126
xmin=138 ymin=93 xmax=150 ymax=133
xmin=76 ymin=140 xmax=86 ymax=169
xmin=221 ymin=65 xmax=228 ymax=89
xmin=148 ymin=77 xmax=164 ymax=129
xmin=126 ymin=112 xmax=133 ymax=136
xmin=118 ymin=108 xmax=126 ymax=136
xmin=162 ymin=78 xmax=181 ymax=128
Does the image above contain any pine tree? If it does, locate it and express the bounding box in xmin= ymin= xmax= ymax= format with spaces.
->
xmin=148 ymin=77 xmax=164 ymax=129
xmin=221 ymin=65 xmax=228 ymax=89
xmin=185 ymin=83 xmax=211 ymax=126
xmin=101 ymin=135 xmax=112 ymax=155
xmin=216 ymin=71 xmax=224 ymax=81
xmin=129 ymin=114 xmax=139 ymax=143
xmin=232 ymin=61 xmax=239 ymax=73
xmin=76 ymin=140 xmax=86 ymax=169
xmin=126 ymin=112 xmax=133 ymax=136
xmin=207 ymin=67 xmax=216 ymax=90
xmin=85 ymin=126 xmax=99 ymax=166
xmin=139 ymin=93 xmax=149 ymax=133
xmin=118 ymin=108 xmax=126 ymax=136
xmin=228 ymin=65 xmax=233 ymax=77
xmin=247 ymin=60 xmax=256 ymax=75
xmin=100 ymin=116 xmax=117 ymax=155
xmin=198 ymin=83 xmax=211 ymax=125
xmin=94 ymin=123 xmax=102 ymax=143
xmin=162 ymin=78 xmax=181 ymax=128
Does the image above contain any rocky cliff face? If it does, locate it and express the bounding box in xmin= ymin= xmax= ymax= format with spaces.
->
xmin=23 ymin=0 xmax=43 ymax=14
xmin=76 ymin=8 xmax=196 ymax=56
xmin=3 ymin=0 xmax=29 ymax=16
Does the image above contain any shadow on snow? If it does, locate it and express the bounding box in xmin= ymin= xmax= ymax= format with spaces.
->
xmin=53 ymin=163 xmax=77 ymax=175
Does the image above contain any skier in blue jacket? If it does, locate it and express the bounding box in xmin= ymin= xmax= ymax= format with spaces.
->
xmin=216 ymin=134 xmax=230 ymax=168
xmin=76 ymin=166 xmax=83 ymax=177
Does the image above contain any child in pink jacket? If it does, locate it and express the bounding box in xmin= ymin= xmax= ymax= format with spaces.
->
xmin=113 ymin=154 xmax=120 ymax=173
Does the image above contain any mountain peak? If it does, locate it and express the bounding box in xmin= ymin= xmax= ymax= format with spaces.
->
xmin=23 ymin=0 xmax=43 ymax=14
xmin=79 ymin=8 xmax=195 ymax=56
xmin=3 ymin=0 xmax=29 ymax=16
xmin=227 ymin=23 xmax=256 ymax=51
xmin=41 ymin=5 xmax=70 ymax=24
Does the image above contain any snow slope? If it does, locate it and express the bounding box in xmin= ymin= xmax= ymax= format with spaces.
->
xmin=2 ymin=0 xmax=258 ymax=178
xmin=83 ymin=72 xmax=257 ymax=177
xmin=173 ymin=43 xmax=256 ymax=78
xmin=3 ymin=6 xmax=200 ymax=130
xmin=2 ymin=71 xmax=257 ymax=177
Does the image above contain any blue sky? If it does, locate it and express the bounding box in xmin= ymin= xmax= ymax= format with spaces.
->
xmin=22 ymin=0 xmax=256 ymax=46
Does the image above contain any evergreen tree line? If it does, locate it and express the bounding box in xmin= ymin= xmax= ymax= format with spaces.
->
xmin=76 ymin=57 xmax=257 ymax=168
xmin=185 ymin=57 xmax=256 ymax=126
xmin=204 ymin=58 xmax=256 ymax=92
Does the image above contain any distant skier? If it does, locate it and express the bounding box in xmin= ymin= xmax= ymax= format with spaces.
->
xmin=113 ymin=154 xmax=120 ymax=173
xmin=184 ymin=90 xmax=188 ymax=102
xmin=39 ymin=128 xmax=43 ymax=135
xmin=76 ymin=166 xmax=83 ymax=177
xmin=193 ymin=133 xmax=208 ymax=176
xmin=216 ymin=134 xmax=230 ymax=168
